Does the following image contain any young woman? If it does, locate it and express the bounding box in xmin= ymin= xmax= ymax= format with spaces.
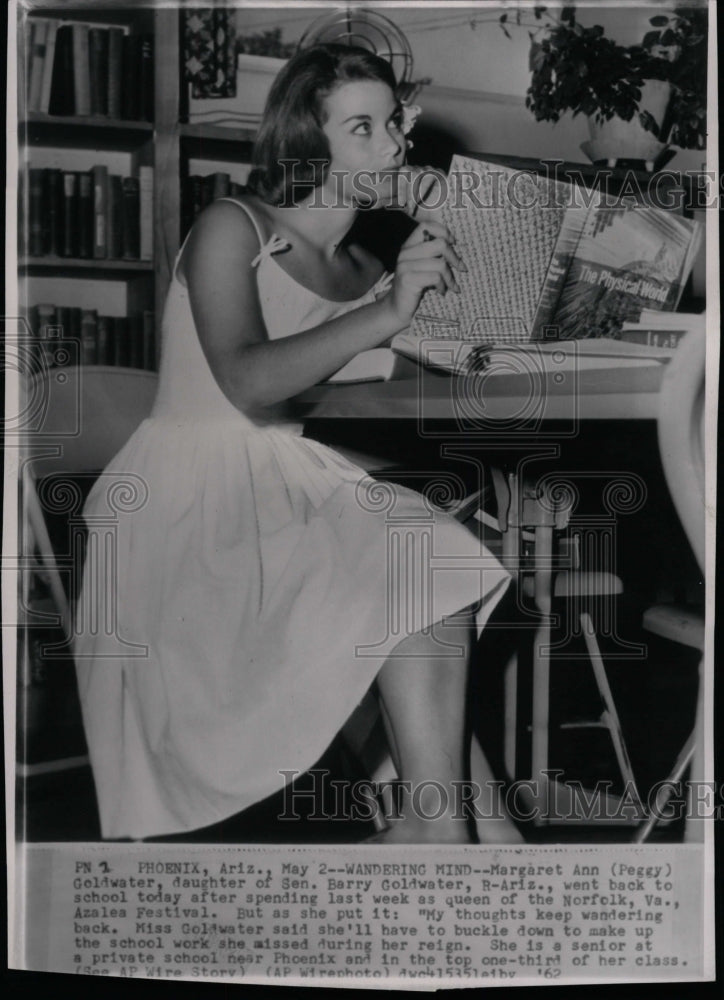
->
xmin=74 ymin=44 xmax=515 ymax=844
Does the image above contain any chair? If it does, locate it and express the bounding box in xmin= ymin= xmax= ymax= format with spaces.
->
xmin=21 ymin=367 xmax=159 ymax=641
xmin=632 ymin=328 xmax=706 ymax=843
xmin=489 ymin=467 xmax=638 ymax=826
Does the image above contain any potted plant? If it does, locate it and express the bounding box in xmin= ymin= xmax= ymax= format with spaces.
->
xmin=500 ymin=4 xmax=707 ymax=166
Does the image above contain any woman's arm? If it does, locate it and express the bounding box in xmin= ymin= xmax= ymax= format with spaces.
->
xmin=182 ymin=201 xmax=462 ymax=411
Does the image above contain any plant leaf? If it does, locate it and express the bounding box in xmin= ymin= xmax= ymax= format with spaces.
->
xmin=649 ymin=15 xmax=669 ymax=27
xmin=639 ymin=110 xmax=660 ymax=136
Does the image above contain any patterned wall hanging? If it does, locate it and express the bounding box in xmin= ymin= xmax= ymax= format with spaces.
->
xmin=183 ymin=7 xmax=237 ymax=99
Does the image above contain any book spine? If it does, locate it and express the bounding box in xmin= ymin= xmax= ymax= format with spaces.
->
xmin=27 ymin=305 xmax=40 ymax=366
xmin=107 ymin=28 xmax=124 ymax=119
xmin=48 ymin=25 xmax=74 ymax=116
xmin=115 ymin=316 xmax=131 ymax=367
xmin=18 ymin=171 xmax=28 ymax=257
xmin=92 ymin=164 xmax=109 ymax=258
xmin=68 ymin=308 xmax=82 ymax=366
xmin=121 ymin=35 xmax=140 ymax=121
xmin=201 ymin=175 xmax=215 ymax=210
xmin=88 ymin=28 xmax=109 ymax=117
xmin=96 ymin=315 xmax=113 ymax=365
xmin=211 ymin=172 xmax=231 ymax=201
xmin=35 ymin=304 xmax=57 ymax=370
xmin=38 ymin=19 xmax=59 ymax=113
xmin=138 ymin=166 xmax=154 ymax=261
xmin=72 ymin=23 xmax=91 ymax=117
xmin=28 ymin=18 xmax=48 ymax=113
xmin=28 ymin=169 xmax=44 ymax=256
xmin=619 ymin=329 xmax=688 ymax=348
xmin=61 ymin=172 xmax=78 ymax=257
xmin=42 ymin=168 xmax=63 ymax=256
xmin=120 ymin=176 xmax=140 ymax=259
xmin=139 ymin=34 xmax=154 ymax=122
xmin=530 ymin=207 xmax=589 ymax=340
xmin=22 ymin=19 xmax=35 ymax=115
xmin=142 ymin=311 xmax=156 ymax=370
xmin=55 ymin=306 xmax=71 ymax=366
xmin=107 ymin=175 xmax=123 ymax=258
xmin=80 ymin=309 xmax=98 ymax=365
xmin=77 ymin=171 xmax=93 ymax=258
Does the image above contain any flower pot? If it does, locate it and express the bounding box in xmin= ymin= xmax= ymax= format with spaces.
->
xmin=582 ymin=79 xmax=672 ymax=169
xmin=188 ymin=55 xmax=287 ymax=125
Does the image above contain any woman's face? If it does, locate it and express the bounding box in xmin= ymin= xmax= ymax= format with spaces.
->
xmin=320 ymin=79 xmax=406 ymax=207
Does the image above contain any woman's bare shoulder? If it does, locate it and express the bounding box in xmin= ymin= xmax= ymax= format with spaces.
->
xmin=177 ymin=195 xmax=267 ymax=284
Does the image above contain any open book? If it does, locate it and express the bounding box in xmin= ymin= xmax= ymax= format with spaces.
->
xmin=402 ymin=155 xmax=703 ymax=369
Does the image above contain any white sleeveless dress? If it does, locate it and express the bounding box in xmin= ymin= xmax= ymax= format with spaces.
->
xmin=74 ymin=200 xmax=510 ymax=839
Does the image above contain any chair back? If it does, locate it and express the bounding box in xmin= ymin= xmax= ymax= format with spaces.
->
xmin=657 ymin=330 xmax=706 ymax=574
xmin=22 ymin=366 xmax=158 ymax=478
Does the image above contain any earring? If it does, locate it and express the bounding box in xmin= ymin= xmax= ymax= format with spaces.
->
xmin=407 ymin=139 xmax=414 ymax=150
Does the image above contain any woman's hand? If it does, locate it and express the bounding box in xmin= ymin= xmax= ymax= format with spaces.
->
xmin=385 ymin=220 xmax=467 ymax=327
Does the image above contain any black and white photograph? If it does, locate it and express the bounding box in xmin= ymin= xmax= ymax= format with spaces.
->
xmin=4 ymin=0 xmax=718 ymax=988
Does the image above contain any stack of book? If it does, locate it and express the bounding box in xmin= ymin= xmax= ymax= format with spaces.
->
xmin=181 ymin=172 xmax=248 ymax=237
xmin=27 ymin=304 xmax=156 ymax=371
xmin=619 ymin=309 xmax=705 ymax=348
xmin=25 ymin=16 xmax=153 ymax=120
xmin=22 ymin=164 xmax=153 ymax=262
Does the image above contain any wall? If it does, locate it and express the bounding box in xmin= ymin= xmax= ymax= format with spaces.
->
xmin=233 ymin=2 xmax=706 ymax=171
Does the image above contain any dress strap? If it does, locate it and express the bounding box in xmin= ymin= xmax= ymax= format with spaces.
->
xmin=250 ymin=233 xmax=291 ymax=268
xmin=173 ymin=197 xmax=291 ymax=282
xmin=214 ymin=197 xmax=291 ymax=268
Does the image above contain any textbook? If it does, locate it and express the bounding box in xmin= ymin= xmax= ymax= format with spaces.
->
xmin=408 ymin=155 xmax=703 ymax=350
xmin=619 ymin=309 xmax=705 ymax=349
xmin=530 ymin=196 xmax=703 ymax=341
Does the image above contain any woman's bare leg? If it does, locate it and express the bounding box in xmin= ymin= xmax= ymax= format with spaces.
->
xmin=373 ymin=611 xmax=475 ymax=843
xmin=372 ymin=611 xmax=524 ymax=844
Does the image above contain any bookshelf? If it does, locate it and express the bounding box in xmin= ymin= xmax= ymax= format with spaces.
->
xmin=18 ymin=2 xmax=157 ymax=374
xmin=16 ymin=1 xmax=160 ymax=777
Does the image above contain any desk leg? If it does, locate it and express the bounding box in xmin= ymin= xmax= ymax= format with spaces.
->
xmin=502 ymin=508 xmax=521 ymax=782
xmin=531 ymin=524 xmax=553 ymax=807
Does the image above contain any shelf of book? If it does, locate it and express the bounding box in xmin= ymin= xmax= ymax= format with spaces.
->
xmin=20 ymin=257 xmax=154 ymax=276
xmin=23 ymin=113 xmax=154 ymax=150
xmin=19 ymin=4 xmax=158 ymax=383
xmin=180 ymin=122 xmax=258 ymax=145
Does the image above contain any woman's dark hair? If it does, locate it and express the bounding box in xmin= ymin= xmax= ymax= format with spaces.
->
xmin=247 ymin=44 xmax=398 ymax=206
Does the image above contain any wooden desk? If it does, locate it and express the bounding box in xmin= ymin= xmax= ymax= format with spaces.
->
xmin=295 ymin=362 xmax=664 ymax=424
xmin=295 ymin=358 xmax=669 ymax=815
